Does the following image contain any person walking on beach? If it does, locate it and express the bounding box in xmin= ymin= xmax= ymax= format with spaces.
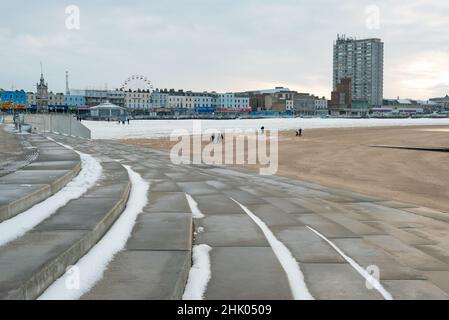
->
xmin=211 ymin=133 xmax=215 ymax=143
xmin=261 ymin=126 xmax=265 ymax=134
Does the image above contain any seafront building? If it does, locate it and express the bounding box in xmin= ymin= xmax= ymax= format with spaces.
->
xmin=36 ymin=73 xmax=49 ymax=112
xmin=333 ymin=35 xmax=384 ymax=107
xmin=430 ymin=95 xmax=449 ymax=111
xmin=124 ymin=90 xmax=151 ymax=111
xmin=0 ymin=90 xmax=27 ymax=106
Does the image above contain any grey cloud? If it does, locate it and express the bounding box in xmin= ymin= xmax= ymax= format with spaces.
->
xmin=0 ymin=0 xmax=448 ymax=99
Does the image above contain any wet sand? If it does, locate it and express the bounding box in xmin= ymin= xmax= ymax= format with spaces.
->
xmin=120 ymin=125 xmax=449 ymax=212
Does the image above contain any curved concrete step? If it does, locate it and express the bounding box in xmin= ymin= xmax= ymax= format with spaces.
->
xmin=82 ymin=187 xmax=193 ymax=300
xmin=0 ymin=134 xmax=81 ymax=223
xmin=0 ymin=161 xmax=130 ymax=300
xmin=0 ymin=126 xmax=39 ymax=177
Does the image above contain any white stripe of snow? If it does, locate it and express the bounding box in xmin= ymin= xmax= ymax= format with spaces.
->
xmin=182 ymin=244 xmax=212 ymax=300
xmin=0 ymin=148 xmax=102 ymax=248
xmin=183 ymin=193 xmax=211 ymax=300
xmin=38 ymin=165 xmax=149 ymax=300
xmin=306 ymin=225 xmax=393 ymax=300
xmin=231 ymin=198 xmax=314 ymax=300
xmin=185 ymin=193 xmax=205 ymax=219
xmin=83 ymin=118 xmax=449 ymax=140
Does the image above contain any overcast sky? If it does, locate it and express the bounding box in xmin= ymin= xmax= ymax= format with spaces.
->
xmin=0 ymin=0 xmax=448 ymax=99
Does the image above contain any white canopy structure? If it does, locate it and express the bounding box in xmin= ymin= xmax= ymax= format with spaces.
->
xmin=90 ymin=101 xmax=126 ymax=120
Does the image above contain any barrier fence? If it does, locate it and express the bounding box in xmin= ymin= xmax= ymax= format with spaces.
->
xmin=24 ymin=114 xmax=91 ymax=139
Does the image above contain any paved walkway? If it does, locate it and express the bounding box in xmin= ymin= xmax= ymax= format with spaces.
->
xmin=0 ymin=125 xmax=38 ymax=177
xmin=0 ymin=128 xmax=80 ymax=223
xmin=47 ymin=134 xmax=449 ymax=300
xmin=2 ymin=128 xmax=449 ymax=300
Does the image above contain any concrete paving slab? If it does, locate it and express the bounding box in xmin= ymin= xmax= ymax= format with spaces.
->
xmin=315 ymin=194 xmax=356 ymax=203
xmin=151 ymin=181 xmax=182 ymax=192
xmin=82 ymin=250 xmax=191 ymax=300
xmin=205 ymin=247 xmax=293 ymax=300
xmin=194 ymin=194 xmax=245 ymax=214
xmin=165 ymin=172 xmax=210 ymax=182
xmin=177 ymin=181 xmax=220 ymax=195
xmin=220 ymin=189 xmax=269 ymax=206
xmin=239 ymin=186 xmax=289 ymax=199
xmin=244 ymin=203 xmax=303 ymax=227
xmin=325 ymin=190 xmax=384 ymax=203
xmin=147 ymin=192 xmax=190 ymax=213
xmin=34 ymin=197 xmax=123 ymax=231
xmin=364 ymin=235 xmax=449 ymax=271
xmin=126 ymin=212 xmax=192 ymax=250
xmin=403 ymin=207 xmax=449 ymax=223
xmin=405 ymin=228 xmax=443 ymax=244
xmin=320 ymin=213 xmax=386 ymax=236
xmin=364 ymin=221 xmax=437 ymax=246
xmin=140 ymin=170 xmax=167 ymax=179
xmin=0 ymin=229 xmax=87 ymax=299
xmin=98 ymin=162 xmax=129 ymax=183
xmin=283 ymin=197 xmax=332 ymax=213
xmin=83 ymin=182 xmax=130 ymax=199
xmin=0 ymin=184 xmax=52 ymax=221
xmin=332 ymin=238 xmax=426 ymax=280
xmin=301 ymin=263 xmax=383 ymax=300
xmin=382 ymin=280 xmax=449 ymax=299
xmin=296 ymin=214 xmax=360 ymax=238
xmin=414 ymin=245 xmax=449 ymax=265
xmin=195 ymin=214 xmax=268 ymax=247
xmin=424 ymin=271 xmax=449 ymax=295
xmin=345 ymin=203 xmax=428 ymax=225
xmin=0 ymin=170 xmax=71 ymax=185
xmin=375 ymin=200 xmax=418 ymax=209
xmin=35 ymin=149 xmax=79 ymax=162
xmin=264 ymin=197 xmax=316 ymax=214
xmin=21 ymin=161 xmax=80 ymax=171
xmin=205 ymin=180 xmax=233 ymax=190
xmin=275 ymin=226 xmax=346 ymax=263
xmin=28 ymin=142 xmax=65 ymax=148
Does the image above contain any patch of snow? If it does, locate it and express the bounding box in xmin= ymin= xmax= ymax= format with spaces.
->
xmin=0 ymin=149 xmax=102 ymax=248
xmin=83 ymin=118 xmax=449 ymax=140
xmin=232 ymin=198 xmax=314 ymax=300
xmin=38 ymin=165 xmax=149 ymax=300
xmin=2 ymin=124 xmax=17 ymax=133
xmin=306 ymin=226 xmax=393 ymax=300
xmin=197 ymin=226 xmax=205 ymax=234
xmin=186 ymin=193 xmax=205 ymax=219
xmin=182 ymin=244 xmax=212 ymax=300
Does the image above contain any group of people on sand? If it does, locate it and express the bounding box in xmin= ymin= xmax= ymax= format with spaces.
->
xmin=208 ymin=125 xmax=303 ymax=143
xmin=210 ymin=133 xmax=224 ymax=143
xmin=117 ymin=118 xmax=130 ymax=125
xmin=260 ymin=125 xmax=303 ymax=137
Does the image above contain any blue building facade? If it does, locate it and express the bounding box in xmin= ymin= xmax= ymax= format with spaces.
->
xmin=64 ymin=95 xmax=86 ymax=107
xmin=0 ymin=90 xmax=27 ymax=105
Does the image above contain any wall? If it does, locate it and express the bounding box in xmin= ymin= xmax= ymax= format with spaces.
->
xmin=24 ymin=114 xmax=91 ymax=139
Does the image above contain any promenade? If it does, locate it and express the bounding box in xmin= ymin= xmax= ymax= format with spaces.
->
xmin=1 ymin=124 xmax=449 ymax=299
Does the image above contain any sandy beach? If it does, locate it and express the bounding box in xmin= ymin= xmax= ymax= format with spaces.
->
xmin=121 ymin=125 xmax=449 ymax=213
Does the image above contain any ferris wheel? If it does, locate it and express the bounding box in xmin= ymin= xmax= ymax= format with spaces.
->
xmin=120 ymin=75 xmax=154 ymax=92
